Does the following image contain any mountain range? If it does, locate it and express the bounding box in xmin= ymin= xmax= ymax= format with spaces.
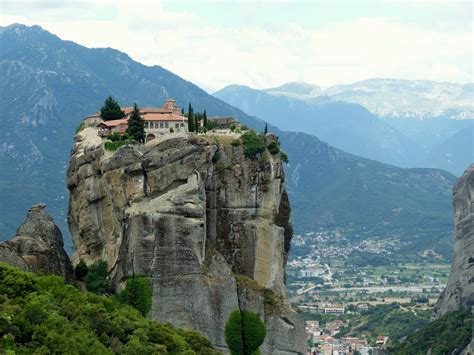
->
xmin=214 ymin=82 xmax=473 ymax=175
xmin=0 ymin=24 xmax=457 ymax=259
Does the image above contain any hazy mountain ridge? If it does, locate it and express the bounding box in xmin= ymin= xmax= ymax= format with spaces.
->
xmin=264 ymin=79 xmax=473 ymax=120
xmin=0 ymin=24 xmax=456 ymax=260
xmin=215 ymin=83 xmax=472 ymax=175
xmin=214 ymin=84 xmax=425 ymax=167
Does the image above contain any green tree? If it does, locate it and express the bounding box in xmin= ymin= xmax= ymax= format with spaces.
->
xmin=203 ymin=110 xmax=208 ymax=128
xmin=84 ymin=261 xmax=109 ymax=294
xmin=100 ymin=95 xmax=125 ymax=121
xmin=187 ymin=103 xmax=194 ymax=132
xmin=74 ymin=259 xmax=89 ymax=281
xmin=225 ymin=309 xmax=266 ymax=355
xmin=126 ymin=103 xmax=145 ymax=142
xmin=118 ymin=275 xmax=152 ymax=316
xmin=195 ymin=112 xmax=203 ymax=132
xmin=263 ymin=123 xmax=268 ymax=135
xmin=241 ymin=131 xmax=266 ymax=159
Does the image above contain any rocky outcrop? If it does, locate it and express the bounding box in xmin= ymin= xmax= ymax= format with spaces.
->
xmin=0 ymin=204 xmax=73 ymax=281
xmin=67 ymin=128 xmax=306 ymax=354
xmin=434 ymin=164 xmax=474 ymax=319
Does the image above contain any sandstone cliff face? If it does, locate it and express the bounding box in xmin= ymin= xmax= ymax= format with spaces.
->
xmin=0 ymin=204 xmax=72 ymax=281
xmin=434 ymin=164 xmax=474 ymax=319
xmin=67 ymin=128 xmax=306 ymax=354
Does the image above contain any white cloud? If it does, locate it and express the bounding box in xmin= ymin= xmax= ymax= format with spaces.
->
xmin=1 ymin=1 xmax=472 ymax=92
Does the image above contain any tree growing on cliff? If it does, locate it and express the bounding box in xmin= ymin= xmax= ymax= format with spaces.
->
xmin=85 ymin=261 xmax=109 ymax=294
xmin=117 ymin=275 xmax=152 ymax=316
xmin=100 ymin=95 xmax=125 ymax=121
xmin=225 ymin=309 xmax=266 ymax=355
xmin=74 ymin=259 xmax=88 ymax=281
xmin=187 ymin=103 xmax=194 ymax=132
xmin=126 ymin=103 xmax=145 ymax=142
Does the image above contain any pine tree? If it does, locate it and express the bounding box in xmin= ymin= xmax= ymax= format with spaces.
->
xmin=264 ymin=123 xmax=268 ymax=135
xmin=100 ymin=96 xmax=125 ymax=121
xmin=203 ymin=110 xmax=208 ymax=128
xmin=126 ymin=103 xmax=145 ymax=142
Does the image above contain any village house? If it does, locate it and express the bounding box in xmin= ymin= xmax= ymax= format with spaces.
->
xmin=89 ymin=99 xmax=188 ymax=142
xmin=322 ymin=304 xmax=345 ymax=315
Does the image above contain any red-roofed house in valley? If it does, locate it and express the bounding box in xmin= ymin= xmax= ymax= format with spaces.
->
xmin=88 ymin=99 xmax=188 ymax=142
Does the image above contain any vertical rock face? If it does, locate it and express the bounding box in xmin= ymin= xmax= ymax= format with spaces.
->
xmin=0 ymin=204 xmax=73 ymax=281
xmin=67 ymin=128 xmax=306 ymax=354
xmin=434 ymin=164 xmax=474 ymax=319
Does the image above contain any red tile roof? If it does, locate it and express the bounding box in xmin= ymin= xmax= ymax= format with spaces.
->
xmin=97 ymin=119 xmax=129 ymax=127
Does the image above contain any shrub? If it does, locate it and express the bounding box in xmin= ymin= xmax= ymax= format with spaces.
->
xmin=240 ymin=125 xmax=249 ymax=131
xmin=224 ymin=309 xmax=266 ymax=355
xmin=0 ymin=263 xmax=214 ymax=353
xmin=231 ymin=139 xmax=241 ymax=147
xmin=206 ymin=120 xmax=219 ymax=130
xmin=117 ymin=275 xmax=152 ymax=316
xmin=74 ymin=260 xmax=89 ymax=281
xmin=104 ymin=140 xmax=133 ymax=152
xmin=267 ymin=141 xmax=280 ymax=155
xmin=85 ymin=261 xmax=109 ymax=294
xmin=241 ymin=131 xmax=266 ymax=159
xmin=280 ymin=151 xmax=289 ymax=164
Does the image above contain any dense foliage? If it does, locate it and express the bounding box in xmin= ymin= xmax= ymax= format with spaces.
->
xmin=100 ymin=96 xmax=125 ymax=121
xmin=126 ymin=103 xmax=145 ymax=142
xmin=224 ymin=309 xmax=266 ymax=355
xmin=74 ymin=259 xmax=89 ymax=280
xmin=240 ymin=131 xmax=266 ymax=159
xmin=347 ymin=304 xmax=429 ymax=342
xmin=390 ymin=309 xmax=472 ymax=354
xmin=116 ymin=276 xmax=152 ymax=316
xmin=84 ymin=261 xmax=109 ymax=294
xmin=0 ymin=263 xmax=214 ymax=354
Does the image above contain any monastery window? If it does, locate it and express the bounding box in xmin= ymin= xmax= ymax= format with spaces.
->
xmin=160 ymin=122 xmax=164 ymax=129
xmin=165 ymin=122 xmax=169 ymax=128
xmin=175 ymin=123 xmax=179 ymax=129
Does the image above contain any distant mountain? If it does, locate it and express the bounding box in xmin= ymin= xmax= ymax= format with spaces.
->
xmin=265 ymin=82 xmax=322 ymax=99
xmin=214 ymin=84 xmax=424 ymax=167
xmin=419 ymin=126 xmax=474 ymax=176
xmin=326 ymin=78 xmax=473 ymax=120
xmin=0 ymin=24 xmax=456 ymax=260
xmin=280 ymin=131 xmax=456 ymax=259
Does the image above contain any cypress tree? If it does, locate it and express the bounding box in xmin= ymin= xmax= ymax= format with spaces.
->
xmin=126 ymin=103 xmax=145 ymax=142
xmin=100 ymin=95 xmax=125 ymax=121
xmin=187 ymin=103 xmax=194 ymax=132
xmin=203 ymin=110 xmax=208 ymax=128
xmin=264 ymin=123 xmax=268 ymax=135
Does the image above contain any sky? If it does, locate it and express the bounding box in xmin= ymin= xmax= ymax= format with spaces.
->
xmin=0 ymin=0 xmax=473 ymax=92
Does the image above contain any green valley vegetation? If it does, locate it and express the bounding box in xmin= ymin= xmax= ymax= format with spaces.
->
xmin=126 ymin=103 xmax=145 ymax=142
xmin=224 ymin=309 xmax=266 ymax=355
xmin=100 ymin=96 xmax=126 ymax=121
xmin=389 ymin=308 xmax=472 ymax=354
xmin=337 ymin=304 xmax=431 ymax=343
xmin=0 ymin=263 xmax=214 ymax=354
